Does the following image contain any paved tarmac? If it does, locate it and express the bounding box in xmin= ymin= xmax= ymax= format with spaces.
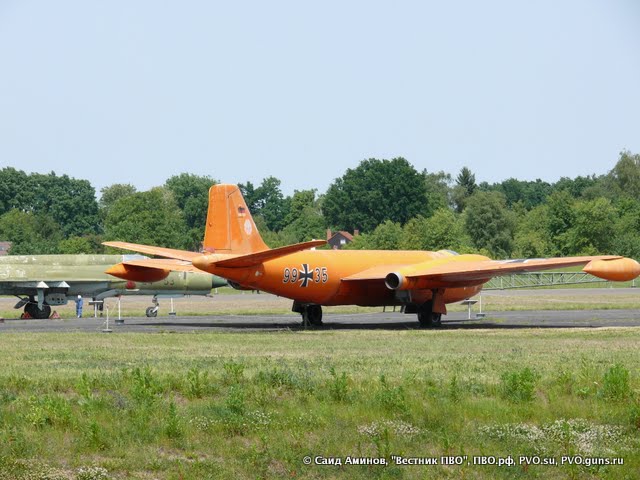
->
xmin=1 ymin=308 xmax=640 ymax=333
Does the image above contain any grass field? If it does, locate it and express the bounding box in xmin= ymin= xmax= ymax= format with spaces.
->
xmin=0 ymin=326 xmax=639 ymax=479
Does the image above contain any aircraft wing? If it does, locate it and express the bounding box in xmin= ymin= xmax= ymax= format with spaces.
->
xmin=103 ymin=241 xmax=199 ymax=262
xmin=341 ymin=255 xmax=638 ymax=290
xmin=400 ymin=255 xmax=622 ymax=282
xmin=113 ymin=258 xmax=197 ymax=272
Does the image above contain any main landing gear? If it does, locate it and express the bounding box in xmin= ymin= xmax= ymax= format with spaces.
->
xmin=292 ymin=302 xmax=323 ymax=327
xmin=15 ymin=297 xmax=51 ymax=319
xmin=417 ymin=300 xmax=441 ymax=328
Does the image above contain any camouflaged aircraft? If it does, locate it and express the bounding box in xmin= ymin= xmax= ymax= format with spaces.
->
xmin=0 ymin=254 xmax=226 ymax=319
xmin=105 ymin=184 xmax=640 ymax=327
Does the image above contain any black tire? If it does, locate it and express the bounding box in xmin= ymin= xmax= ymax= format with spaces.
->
xmin=25 ymin=303 xmax=51 ymax=319
xmin=301 ymin=305 xmax=323 ymax=326
xmin=146 ymin=307 xmax=158 ymax=318
xmin=417 ymin=301 xmax=441 ymax=328
xmin=307 ymin=305 xmax=323 ymax=326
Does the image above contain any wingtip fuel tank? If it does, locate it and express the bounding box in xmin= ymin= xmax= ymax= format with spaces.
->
xmin=583 ymin=257 xmax=640 ymax=282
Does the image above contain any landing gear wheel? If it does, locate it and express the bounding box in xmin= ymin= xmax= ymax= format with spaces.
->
xmin=301 ymin=305 xmax=323 ymax=327
xmin=25 ymin=303 xmax=51 ymax=319
xmin=145 ymin=306 xmax=158 ymax=318
xmin=417 ymin=301 xmax=441 ymax=328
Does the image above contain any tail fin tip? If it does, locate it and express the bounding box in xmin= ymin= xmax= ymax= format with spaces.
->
xmin=203 ymin=184 xmax=269 ymax=255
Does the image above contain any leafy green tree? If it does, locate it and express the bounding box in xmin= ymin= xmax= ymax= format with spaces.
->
xmin=99 ymin=184 xmax=137 ymax=215
xmin=0 ymin=171 xmax=100 ymax=238
xmin=564 ymin=198 xmax=617 ymax=255
xmin=552 ymin=175 xmax=603 ymax=198
xmin=165 ymin=173 xmax=217 ymax=230
xmin=0 ymin=209 xmax=63 ymax=254
xmin=423 ymin=171 xmax=452 ymax=213
xmin=612 ymin=198 xmax=640 ymax=258
xmin=239 ymin=177 xmax=290 ymax=232
xmin=58 ymin=236 xmax=97 ymax=254
xmin=609 ymin=150 xmax=640 ymax=201
xmin=165 ymin=174 xmax=217 ymax=249
xmin=323 ymin=158 xmax=429 ymax=232
xmin=345 ymin=220 xmax=403 ymax=250
xmin=281 ymin=206 xmax=326 ymax=243
xmin=496 ymin=178 xmax=553 ymax=209
xmin=0 ymin=167 xmax=30 ymax=215
xmin=280 ymin=190 xmax=326 ymax=243
xmin=545 ymin=190 xmax=575 ymax=255
xmin=513 ymin=205 xmax=554 ymax=258
xmin=452 ymin=166 xmax=477 ymax=213
xmin=284 ymin=189 xmax=318 ymax=225
xmin=104 ymin=188 xmax=189 ymax=249
xmin=26 ymin=172 xmax=100 ymax=237
xmin=238 ymin=181 xmax=260 ymax=212
xmin=251 ymin=215 xmax=294 ymax=249
xmin=401 ymin=210 xmax=470 ymax=252
xmin=464 ymin=191 xmax=515 ymax=258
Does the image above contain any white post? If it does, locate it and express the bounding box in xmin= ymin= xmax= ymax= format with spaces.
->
xmin=103 ymin=304 xmax=112 ymax=332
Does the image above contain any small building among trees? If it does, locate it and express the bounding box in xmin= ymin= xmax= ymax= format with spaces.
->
xmin=327 ymin=229 xmax=358 ymax=249
xmin=0 ymin=242 xmax=11 ymax=256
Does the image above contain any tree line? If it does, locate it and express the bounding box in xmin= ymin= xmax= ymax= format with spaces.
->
xmin=1 ymin=151 xmax=639 ymax=259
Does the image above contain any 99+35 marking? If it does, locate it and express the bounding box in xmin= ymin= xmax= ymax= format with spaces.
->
xmin=283 ymin=264 xmax=328 ymax=287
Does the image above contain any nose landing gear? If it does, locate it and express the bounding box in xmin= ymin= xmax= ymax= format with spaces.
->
xmin=145 ymin=296 xmax=160 ymax=317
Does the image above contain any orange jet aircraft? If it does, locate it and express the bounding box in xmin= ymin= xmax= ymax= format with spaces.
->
xmin=104 ymin=184 xmax=640 ymax=327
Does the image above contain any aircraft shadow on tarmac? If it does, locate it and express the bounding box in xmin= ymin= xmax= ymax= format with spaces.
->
xmin=138 ymin=317 xmax=619 ymax=331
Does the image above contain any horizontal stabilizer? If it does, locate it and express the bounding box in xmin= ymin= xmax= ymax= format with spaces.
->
xmin=103 ymin=241 xmax=199 ymax=262
xmin=197 ymin=240 xmax=327 ymax=269
xmin=106 ymin=259 xmax=196 ymax=282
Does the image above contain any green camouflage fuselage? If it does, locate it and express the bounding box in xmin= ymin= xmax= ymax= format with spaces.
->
xmin=0 ymin=254 xmax=226 ymax=305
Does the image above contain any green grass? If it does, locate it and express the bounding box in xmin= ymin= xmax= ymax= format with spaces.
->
xmin=0 ymin=328 xmax=639 ymax=479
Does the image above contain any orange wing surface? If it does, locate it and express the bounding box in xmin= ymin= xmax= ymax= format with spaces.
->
xmin=103 ymin=241 xmax=201 ymax=262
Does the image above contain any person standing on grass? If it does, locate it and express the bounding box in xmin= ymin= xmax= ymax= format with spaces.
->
xmin=76 ymin=295 xmax=83 ymax=318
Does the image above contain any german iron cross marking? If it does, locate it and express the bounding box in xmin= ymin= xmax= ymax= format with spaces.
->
xmin=299 ymin=264 xmax=313 ymax=287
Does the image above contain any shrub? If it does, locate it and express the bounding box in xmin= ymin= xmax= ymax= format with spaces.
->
xmin=186 ymin=367 xmax=209 ymax=398
xmin=375 ymin=375 xmax=408 ymax=413
xmin=223 ymin=361 xmax=245 ymax=384
xmin=328 ymin=367 xmax=349 ymax=402
xmin=500 ymin=367 xmax=539 ymax=403
xmin=600 ymin=364 xmax=631 ymax=401
xmin=164 ymin=401 xmax=182 ymax=439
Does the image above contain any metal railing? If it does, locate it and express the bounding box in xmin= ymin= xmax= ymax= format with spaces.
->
xmin=484 ymin=271 xmax=612 ymax=290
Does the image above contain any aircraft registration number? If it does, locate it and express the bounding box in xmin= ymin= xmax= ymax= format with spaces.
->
xmin=283 ymin=264 xmax=328 ymax=287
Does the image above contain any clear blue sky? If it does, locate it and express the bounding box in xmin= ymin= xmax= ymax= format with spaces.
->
xmin=1 ymin=0 xmax=639 ymax=196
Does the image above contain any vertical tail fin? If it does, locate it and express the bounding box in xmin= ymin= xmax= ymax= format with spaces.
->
xmin=203 ymin=184 xmax=269 ymax=255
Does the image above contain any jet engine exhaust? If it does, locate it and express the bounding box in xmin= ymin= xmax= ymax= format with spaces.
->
xmin=385 ymin=272 xmax=403 ymax=290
